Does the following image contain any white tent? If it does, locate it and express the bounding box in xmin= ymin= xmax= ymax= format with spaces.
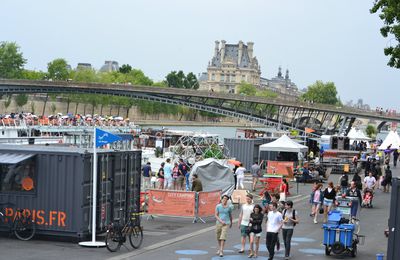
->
xmin=378 ymin=131 xmax=400 ymax=150
xmin=190 ymin=158 xmax=235 ymax=196
xmin=259 ymin=134 xmax=308 ymax=153
xmin=347 ymin=128 xmax=371 ymax=141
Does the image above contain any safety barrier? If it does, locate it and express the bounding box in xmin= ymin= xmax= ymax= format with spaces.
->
xmin=147 ymin=189 xmax=221 ymax=223
xmin=267 ymin=161 xmax=294 ymax=176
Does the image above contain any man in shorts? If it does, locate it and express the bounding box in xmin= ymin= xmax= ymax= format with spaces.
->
xmin=215 ymin=195 xmax=233 ymax=257
xmin=238 ymin=194 xmax=254 ymax=254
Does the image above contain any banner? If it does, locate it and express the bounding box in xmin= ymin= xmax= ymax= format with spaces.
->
xmin=197 ymin=190 xmax=221 ymax=217
xmin=148 ymin=189 xmax=196 ymax=217
xmin=267 ymin=161 xmax=294 ymax=176
xmin=95 ymin=128 xmax=122 ymax=147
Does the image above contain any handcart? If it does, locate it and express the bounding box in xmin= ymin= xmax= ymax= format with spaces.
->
xmin=322 ymin=196 xmax=364 ymax=257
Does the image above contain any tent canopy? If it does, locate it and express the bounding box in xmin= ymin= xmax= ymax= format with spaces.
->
xmin=347 ymin=128 xmax=371 ymax=141
xmin=190 ymin=158 xmax=235 ymax=196
xmin=378 ymin=131 xmax=400 ymax=150
xmin=259 ymin=135 xmax=308 ymax=153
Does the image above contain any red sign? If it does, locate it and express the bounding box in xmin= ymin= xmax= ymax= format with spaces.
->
xmin=148 ymin=189 xmax=196 ymax=217
xmin=197 ymin=190 xmax=221 ymax=217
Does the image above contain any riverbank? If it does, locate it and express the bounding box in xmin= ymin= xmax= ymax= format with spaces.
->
xmin=134 ymin=119 xmax=264 ymax=127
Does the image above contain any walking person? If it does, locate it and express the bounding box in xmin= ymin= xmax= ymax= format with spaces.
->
xmin=310 ymin=183 xmax=324 ymax=224
xmin=282 ymin=201 xmax=299 ymax=260
xmin=191 ymin=174 xmax=203 ymax=192
xmin=393 ymin=149 xmax=399 ymax=167
xmin=346 ymin=181 xmax=362 ymax=219
xmin=141 ymin=162 xmax=151 ymax=190
xmin=251 ymin=161 xmax=262 ymax=192
xmin=178 ymin=158 xmax=190 ymax=191
xmin=339 ymin=172 xmax=349 ymax=195
xmin=163 ymin=158 xmax=173 ymax=190
xmin=323 ymin=181 xmax=336 ymax=223
xmin=157 ymin=162 xmax=165 ymax=189
xmin=238 ymin=194 xmax=254 ymax=254
xmin=172 ymin=162 xmax=179 ymax=190
xmin=215 ymin=195 xmax=233 ymax=258
xmin=248 ymin=204 xmax=264 ymax=258
xmin=266 ymin=202 xmax=283 ymax=260
xmin=236 ymin=163 xmax=246 ymax=190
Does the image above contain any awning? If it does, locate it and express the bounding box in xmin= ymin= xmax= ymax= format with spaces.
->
xmin=0 ymin=153 xmax=36 ymax=164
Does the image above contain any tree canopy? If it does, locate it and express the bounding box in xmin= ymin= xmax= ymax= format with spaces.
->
xmin=165 ymin=70 xmax=199 ymax=89
xmin=237 ymin=82 xmax=257 ymax=96
xmin=0 ymin=42 xmax=26 ymax=79
xmin=301 ymin=80 xmax=340 ymax=105
xmin=47 ymin=58 xmax=70 ymax=80
xmin=371 ymin=1 xmax=400 ymax=68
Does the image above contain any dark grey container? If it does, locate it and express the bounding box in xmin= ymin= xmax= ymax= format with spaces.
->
xmin=0 ymin=144 xmax=141 ymax=239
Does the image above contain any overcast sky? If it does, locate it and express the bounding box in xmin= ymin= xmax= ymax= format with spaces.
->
xmin=3 ymin=0 xmax=399 ymax=110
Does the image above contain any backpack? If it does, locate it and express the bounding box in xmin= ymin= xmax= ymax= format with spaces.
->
xmin=340 ymin=175 xmax=348 ymax=186
xmin=283 ymin=209 xmax=297 ymax=226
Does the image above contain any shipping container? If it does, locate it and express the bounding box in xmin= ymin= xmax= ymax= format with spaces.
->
xmin=0 ymin=144 xmax=141 ymax=239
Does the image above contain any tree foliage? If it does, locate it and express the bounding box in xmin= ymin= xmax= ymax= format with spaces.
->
xmin=165 ymin=70 xmax=199 ymax=89
xmin=365 ymin=125 xmax=378 ymax=138
xmin=119 ymin=64 xmax=132 ymax=74
xmin=20 ymin=70 xmax=47 ymax=80
xmin=301 ymin=81 xmax=340 ymax=105
xmin=47 ymin=58 xmax=70 ymax=80
xmin=14 ymin=94 xmax=28 ymax=110
xmin=0 ymin=42 xmax=26 ymax=79
xmin=371 ymin=1 xmax=400 ymax=68
xmin=237 ymin=81 xmax=257 ymax=96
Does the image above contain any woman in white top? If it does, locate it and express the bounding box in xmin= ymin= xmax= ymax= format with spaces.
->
xmin=235 ymin=163 xmax=246 ymax=190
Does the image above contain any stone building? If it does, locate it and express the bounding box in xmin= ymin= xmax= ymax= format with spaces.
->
xmin=199 ymin=40 xmax=261 ymax=93
xmin=100 ymin=61 xmax=119 ymax=72
xmin=260 ymin=67 xmax=301 ymax=98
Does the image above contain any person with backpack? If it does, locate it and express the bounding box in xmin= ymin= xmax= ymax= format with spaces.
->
xmin=382 ymin=165 xmax=392 ymax=193
xmin=178 ymin=158 xmax=190 ymax=191
xmin=281 ymin=200 xmax=299 ymax=260
xmin=339 ymin=172 xmax=349 ymax=195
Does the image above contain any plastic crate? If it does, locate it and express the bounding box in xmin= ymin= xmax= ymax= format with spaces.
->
xmin=323 ymin=224 xmax=338 ymax=245
xmin=339 ymin=224 xmax=355 ymax=247
xmin=327 ymin=210 xmax=342 ymax=225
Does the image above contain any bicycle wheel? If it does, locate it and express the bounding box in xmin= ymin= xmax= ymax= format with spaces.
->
xmin=129 ymin=226 xmax=143 ymax=249
xmin=105 ymin=226 xmax=122 ymax=252
xmin=14 ymin=215 xmax=35 ymax=241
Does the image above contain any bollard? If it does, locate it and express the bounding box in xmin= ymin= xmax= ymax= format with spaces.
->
xmin=376 ymin=253 xmax=384 ymax=260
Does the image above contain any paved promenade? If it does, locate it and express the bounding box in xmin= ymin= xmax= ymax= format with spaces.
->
xmin=0 ymin=169 xmax=394 ymax=259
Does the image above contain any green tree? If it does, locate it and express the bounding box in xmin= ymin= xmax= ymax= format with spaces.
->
xmin=20 ymin=70 xmax=47 ymax=80
xmin=184 ymin=72 xmax=199 ymax=89
xmin=4 ymin=95 xmax=12 ymax=112
xmin=119 ymin=64 xmax=132 ymax=74
xmin=166 ymin=70 xmax=185 ymax=88
xmin=0 ymin=42 xmax=26 ymax=79
xmin=14 ymin=94 xmax=28 ymax=111
xmin=47 ymin=58 xmax=70 ymax=80
xmin=371 ymin=1 xmax=400 ymax=68
xmin=365 ymin=125 xmax=377 ymax=138
xmin=301 ymin=81 xmax=340 ymax=105
xmin=238 ymin=81 xmax=257 ymax=96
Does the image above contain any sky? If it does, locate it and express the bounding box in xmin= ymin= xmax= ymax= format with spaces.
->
xmin=2 ymin=0 xmax=399 ymax=110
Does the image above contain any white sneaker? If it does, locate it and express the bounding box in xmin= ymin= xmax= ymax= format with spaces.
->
xmin=313 ymin=219 xmax=318 ymax=224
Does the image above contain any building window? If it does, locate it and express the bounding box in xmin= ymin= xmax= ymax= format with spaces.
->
xmin=232 ymin=74 xmax=236 ymax=82
xmin=242 ymin=75 xmax=246 ymax=81
xmin=0 ymin=158 xmax=36 ymax=193
xmin=220 ymin=74 xmax=225 ymax=82
xmin=226 ymin=74 xmax=230 ymax=82
xmin=211 ymin=74 xmax=215 ymax=81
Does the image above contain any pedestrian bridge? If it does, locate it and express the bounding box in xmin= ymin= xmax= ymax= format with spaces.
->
xmin=0 ymin=79 xmax=397 ymax=136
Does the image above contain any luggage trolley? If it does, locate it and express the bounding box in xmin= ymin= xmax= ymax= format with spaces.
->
xmin=322 ymin=196 xmax=364 ymax=257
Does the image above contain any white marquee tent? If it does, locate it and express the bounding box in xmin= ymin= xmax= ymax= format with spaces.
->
xmin=347 ymin=128 xmax=371 ymax=141
xmin=259 ymin=134 xmax=308 ymax=153
xmin=378 ymin=131 xmax=400 ymax=150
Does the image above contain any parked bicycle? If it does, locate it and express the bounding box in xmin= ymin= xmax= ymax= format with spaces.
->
xmin=105 ymin=210 xmax=144 ymax=252
xmin=0 ymin=203 xmax=36 ymax=241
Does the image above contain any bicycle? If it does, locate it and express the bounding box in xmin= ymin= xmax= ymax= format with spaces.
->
xmin=105 ymin=210 xmax=144 ymax=252
xmin=0 ymin=203 xmax=36 ymax=241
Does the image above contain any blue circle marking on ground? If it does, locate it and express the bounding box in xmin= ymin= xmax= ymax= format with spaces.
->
xmin=291 ymin=237 xmax=316 ymax=242
xmin=211 ymin=256 xmax=270 ymax=260
xmin=178 ymin=258 xmax=192 ymax=260
xmin=298 ymin=248 xmax=325 ymax=255
xmin=175 ymin=250 xmax=208 ymax=255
